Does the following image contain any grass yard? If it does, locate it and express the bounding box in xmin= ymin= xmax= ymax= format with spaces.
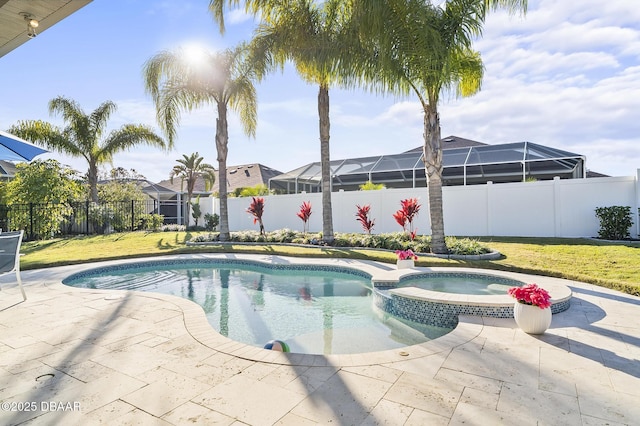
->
xmin=20 ymin=232 xmax=640 ymax=296
xmin=475 ymin=237 xmax=640 ymax=296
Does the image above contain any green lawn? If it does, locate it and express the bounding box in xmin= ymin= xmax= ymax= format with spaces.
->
xmin=20 ymin=232 xmax=640 ymax=296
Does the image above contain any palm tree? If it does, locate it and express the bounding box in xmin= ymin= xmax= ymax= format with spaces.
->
xmin=143 ymin=43 xmax=258 ymax=241
xmin=209 ymin=0 xmax=352 ymax=245
xmin=8 ymin=96 xmax=167 ymax=202
xmin=351 ymin=0 xmax=526 ymax=253
xmin=170 ymin=152 xmax=216 ymax=224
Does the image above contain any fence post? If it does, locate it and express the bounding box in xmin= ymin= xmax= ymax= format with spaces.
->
xmin=553 ymin=176 xmax=561 ymax=237
xmin=29 ymin=202 xmax=34 ymax=240
xmin=85 ymin=201 xmax=89 ymax=234
xmin=131 ymin=200 xmax=135 ymax=231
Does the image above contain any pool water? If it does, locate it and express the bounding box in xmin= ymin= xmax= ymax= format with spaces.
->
xmin=63 ymin=262 xmax=451 ymax=355
xmin=397 ymin=273 xmax=522 ymax=295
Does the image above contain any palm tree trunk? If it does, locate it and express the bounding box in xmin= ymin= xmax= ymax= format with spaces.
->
xmin=423 ymin=104 xmax=448 ymax=254
xmin=185 ymin=190 xmax=192 ymax=228
xmin=88 ymin=162 xmax=99 ymax=203
xmin=318 ymin=83 xmax=334 ymax=244
xmin=216 ymin=102 xmax=230 ymax=241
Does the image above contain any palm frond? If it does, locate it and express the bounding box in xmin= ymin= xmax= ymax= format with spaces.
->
xmin=483 ymin=0 xmax=527 ymax=16
xmin=8 ymin=120 xmax=86 ymax=158
xmin=48 ymin=96 xmax=85 ymax=126
xmin=89 ymin=100 xmax=117 ymax=141
xmin=99 ymin=124 xmax=166 ymax=162
xmin=48 ymin=96 xmax=93 ymax=149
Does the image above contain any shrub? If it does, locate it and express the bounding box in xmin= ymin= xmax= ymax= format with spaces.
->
xmin=185 ymin=229 xmax=491 ymax=256
xmin=204 ymin=213 xmax=219 ymax=231
xmin=595 ymin=206 xmax=633 ymax=240
xmin=138 ymin=213 xmax=164 ymax=231
xmin=191 ymin=232 xmax=218 ymax=242
xmin=161 ymin=224 xmax=185 ymax=232
xmin=444 ymin=237 xmax=490 ymax=255
xmin=359 ymin=181 xmax=386 ymax=190
xmin=89 ymin=204 xmax=115 ymax=234
xmin=267 ymin=228 xmax=298 ymax=243
xmin=191 ymin=197 xmax=202 ymax=227
xmin=238 ymin=184 xmax=271 ymax=197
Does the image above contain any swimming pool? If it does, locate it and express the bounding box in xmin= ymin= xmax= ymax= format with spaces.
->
xmin=63 ymin=260 xmax=451 ymax=355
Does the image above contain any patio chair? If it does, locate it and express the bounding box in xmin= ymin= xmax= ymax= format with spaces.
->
xmin=0 ymin=230 xmax=26 ymax=301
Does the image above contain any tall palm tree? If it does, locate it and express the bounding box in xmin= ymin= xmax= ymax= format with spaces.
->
xmin=170 ymin=152 xmax=216 ymax=223
xmin=352 ymin=0 xmax=526 ymax=253
xmin=8 ymin=96 xmax=167 ymax=202
xmin=209 ymin=0 xmax=352 ymax=244
xmin=143 ymin=43 xmax=258 ymax=241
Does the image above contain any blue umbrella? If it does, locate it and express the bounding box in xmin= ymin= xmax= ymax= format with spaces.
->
xmin=0 ymin=130 xmax=48 ymax=162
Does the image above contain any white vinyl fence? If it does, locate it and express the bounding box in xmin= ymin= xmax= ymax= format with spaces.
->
xmin=193 ymin=169 xmax=640 ymax=238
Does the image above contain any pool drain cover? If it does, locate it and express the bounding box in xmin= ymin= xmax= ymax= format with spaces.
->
xmin=35 ymin=373 xmax=55 ymax=383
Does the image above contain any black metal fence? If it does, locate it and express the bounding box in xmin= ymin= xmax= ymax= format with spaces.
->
xmin=0 ymin=200 xmax=187 ymax=240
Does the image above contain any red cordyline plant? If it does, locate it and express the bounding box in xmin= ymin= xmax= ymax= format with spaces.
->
xmin=246 ymin=197 xmax=265 ymax=235
xmin=355 ymin=204 xmax=375 ymax=234
xmin=395 ymin=249 xmax=418 ymax=260
xmin=297 ymin=201 xmax=312 ymax=233
xmin=393 ymin=198 xmax=421 ymax=240
xmin=508 ymin=284 xmax=552 ymax=309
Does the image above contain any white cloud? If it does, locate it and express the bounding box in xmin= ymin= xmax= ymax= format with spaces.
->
xmin=419 ymin=0 xmax=638 ymax=177
xmin=112 ymin=99 xmax=157 ymax=127
xmin=377 ymin=102 xmax=423 ymax=126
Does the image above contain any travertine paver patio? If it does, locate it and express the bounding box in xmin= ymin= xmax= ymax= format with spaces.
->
xmin=0 ymin=254 xmax=639 ymax=425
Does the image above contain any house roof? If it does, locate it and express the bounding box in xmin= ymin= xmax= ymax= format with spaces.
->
xmin=0 ymin=160 xmax=17 ymax=177
xmin=155 ymin=163 xmax=283 ymax=194
xmin=586 ymin=170 xmax=610 ymax=178
xmin=404 ymin=135 xmax=487 ymax=152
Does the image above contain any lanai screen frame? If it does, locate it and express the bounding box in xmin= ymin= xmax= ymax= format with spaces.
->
xmin=269 ymin=142 xmax=586 ymax=193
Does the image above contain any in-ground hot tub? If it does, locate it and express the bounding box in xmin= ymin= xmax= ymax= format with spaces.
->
xmin=372 ymin=270 xmax=572 ymax=328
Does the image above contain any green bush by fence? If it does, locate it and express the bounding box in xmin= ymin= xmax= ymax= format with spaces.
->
xmin=595 ymin=206 xmax=633 ymax=240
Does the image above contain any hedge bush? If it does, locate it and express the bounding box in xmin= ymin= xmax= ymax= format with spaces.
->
xmin=595 ymin=206 xmax=633 ymax=240
xmin=189 ymin=229 xmax=491 ymax=256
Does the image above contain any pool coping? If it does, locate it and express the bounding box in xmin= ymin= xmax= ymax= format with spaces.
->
xmin=54 ymin=253 xmax=572 ymax=367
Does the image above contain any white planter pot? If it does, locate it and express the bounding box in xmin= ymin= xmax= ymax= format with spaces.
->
xmin=513 ymin=302 xmax=552 ymax=334
xmin=396 ymin=259 xmax=415 ymax=269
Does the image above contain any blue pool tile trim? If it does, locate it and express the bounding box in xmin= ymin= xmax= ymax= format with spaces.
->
xmin=63 ymin=258 xmax=373 ymax=284
xmin=373 ymin=289 xmax=571 ymax=328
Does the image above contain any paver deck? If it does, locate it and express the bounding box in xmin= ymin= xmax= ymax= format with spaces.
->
xmin=1 ymin=254 xmax=639 ymax=425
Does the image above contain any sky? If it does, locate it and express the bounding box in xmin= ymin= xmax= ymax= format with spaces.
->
xmin=1 ymin=0 xmax=639 ymax=183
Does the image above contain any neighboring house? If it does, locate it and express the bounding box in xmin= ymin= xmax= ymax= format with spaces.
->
xmin=269 ymin=135 xmax=605 ymax=193
xmin=0 ymin=161 xmax=17 ymax=182
xmin=95 ymin=178 xmax=185 ymax=224
xmin=148 ymin=163 xmax=282 ymax=225
xmin=155 ymin=163 xmax=283 ymax=196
